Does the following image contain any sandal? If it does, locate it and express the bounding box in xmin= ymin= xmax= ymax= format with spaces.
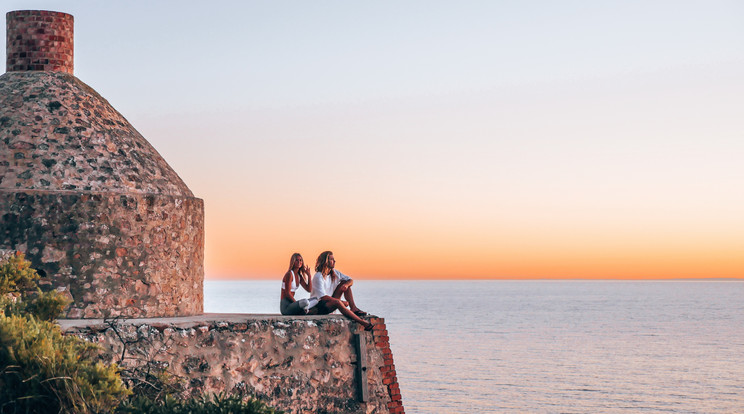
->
xmin=363 ymin=322 xmax=373 ymax=331
xmin=353 ymin=309 xmax=368 ymax=317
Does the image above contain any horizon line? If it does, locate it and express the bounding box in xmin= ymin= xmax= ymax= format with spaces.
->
xmin=205 ymin=277 xmax=744 ymax=282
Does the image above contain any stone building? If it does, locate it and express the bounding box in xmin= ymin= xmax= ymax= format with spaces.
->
xmin=0 ymin=10 xmax=204 ymax=318
xmin=1 ymin=10 xmax=405 ymax=413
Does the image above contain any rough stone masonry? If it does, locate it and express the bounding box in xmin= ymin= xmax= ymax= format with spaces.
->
xmin=61 ymin=314 xmax=405 ymax=414
xmin=0 ymin=10 xmax=204 ymax=318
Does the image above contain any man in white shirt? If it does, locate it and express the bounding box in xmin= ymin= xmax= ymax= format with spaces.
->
xmin=308 ymin=251 xmax=371 ymax=330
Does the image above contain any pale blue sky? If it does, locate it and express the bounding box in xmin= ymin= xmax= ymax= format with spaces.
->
xmin=6 ymin=1 xmax=742 ymax=108
xmin=3 ymin=1 xmax=743 ymax=278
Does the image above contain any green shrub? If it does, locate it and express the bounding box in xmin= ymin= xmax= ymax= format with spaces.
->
xmin=0 ymin=252 xmax=129 ymax=413
xmin=0 ymin=314 xmax=129 ymax=413
xmin=0 ymin=251 xmax=69 ymax=322
xmin=116 ymin=393 xmax=282 ymax=414
xmin=0 ymin=251 xmax=39 ymax=296
xmin=23 ymin=289 xmax=70 ymax=322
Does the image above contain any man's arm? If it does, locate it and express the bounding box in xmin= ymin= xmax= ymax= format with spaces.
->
xmin=335 ymin=269 xmax=352 ymax=283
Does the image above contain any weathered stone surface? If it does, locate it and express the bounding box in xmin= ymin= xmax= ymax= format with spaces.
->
xmin=62 ymin=314 xmax=404 ymax=414
xmin=0 ymin=71 xmax=193 ymax=195
xmin=0 ymin=191 xmax=204 ymax=317
xmin=6 ymin=11 xmax=74 ymax=74
xmin=1 ymin=23 xmax=204 ymax=318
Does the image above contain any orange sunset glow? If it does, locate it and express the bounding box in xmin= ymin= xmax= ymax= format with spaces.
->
xmin=205 ymin=201 xmax=744 ymax=280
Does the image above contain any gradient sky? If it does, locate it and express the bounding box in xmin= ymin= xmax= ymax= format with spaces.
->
xmin=4 ymin=1 xmax=743 ymax=279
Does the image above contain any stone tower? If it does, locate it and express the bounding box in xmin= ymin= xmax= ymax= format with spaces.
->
xmin=0 ymin=10 xmax=204 ymax=318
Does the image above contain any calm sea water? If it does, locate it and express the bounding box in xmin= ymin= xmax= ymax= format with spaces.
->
xmin=205 ymin=280 xmax=744 ymax=413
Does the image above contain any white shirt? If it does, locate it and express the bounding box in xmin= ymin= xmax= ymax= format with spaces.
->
xmin=311 ymin=269 xmax=352 ymax=299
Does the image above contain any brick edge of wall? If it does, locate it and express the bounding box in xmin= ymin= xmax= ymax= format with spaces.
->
xmin=370 ymin=317 xmax=405 ymax=414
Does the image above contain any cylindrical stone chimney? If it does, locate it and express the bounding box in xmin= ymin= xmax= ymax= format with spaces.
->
xmin=6 ymin=10 xmax=73 ymax=74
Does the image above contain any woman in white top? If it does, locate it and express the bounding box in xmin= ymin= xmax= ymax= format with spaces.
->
xmin=280 ymin=253 xmax=313 ymax=315
xmin=308 ymin=250 xmax=372 ymax=330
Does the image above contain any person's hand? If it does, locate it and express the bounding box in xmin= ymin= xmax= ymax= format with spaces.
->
xmin=341 ymin=300 xmax=349 ymax=307
xmin=303 ymin=264 xmax=310 ymax=274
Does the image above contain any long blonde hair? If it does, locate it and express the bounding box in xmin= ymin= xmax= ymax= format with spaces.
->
xmin=315 ymin=250 xmax=335 ymax=284
xmin=288 ymin=253 xmax=303 ymax=272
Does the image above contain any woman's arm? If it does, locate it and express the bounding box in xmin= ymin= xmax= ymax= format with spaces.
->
xmin=281 ymin=271 xmax=295 ymax=302
xmin=299 ymin=265 xmax=312 ymax=292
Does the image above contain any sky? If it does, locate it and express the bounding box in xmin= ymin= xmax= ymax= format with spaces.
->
xmin=4 ymin=1 xmax=743 ymax=279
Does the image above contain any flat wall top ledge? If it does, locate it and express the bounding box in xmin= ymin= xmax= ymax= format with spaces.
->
xmin=58 ymin=313 xmax=381 ymax=332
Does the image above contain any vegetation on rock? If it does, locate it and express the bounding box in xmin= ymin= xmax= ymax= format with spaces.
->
xmin=117 ymin=394 xmax=281 ymax=414
xmin=0 ymin=251 xmax=129 ymax=413
xmin=0 ymin=251 xmax=281 ymax=413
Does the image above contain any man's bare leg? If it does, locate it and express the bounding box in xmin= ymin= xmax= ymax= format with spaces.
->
xmin=343 ymin=287 xmax=366 ymax=315
xmin=332 ymin=282 xmax=366 ymax=315
xmin=321 ymin=297 xmax=372 ymax=330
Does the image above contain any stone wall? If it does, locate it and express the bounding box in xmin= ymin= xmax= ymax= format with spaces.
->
xmin=0 ymin=191 xmax=204 ymax=318
xmin=61 ymin=314 xmax=405 ymax=414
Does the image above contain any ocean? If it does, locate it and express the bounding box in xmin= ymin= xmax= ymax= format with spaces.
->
xmin=205 ymin=280 xmax=744 ymax=413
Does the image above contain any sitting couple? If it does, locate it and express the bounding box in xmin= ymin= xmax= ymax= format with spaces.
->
xmin=280 ymin=250 xmax=372 ymax=331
